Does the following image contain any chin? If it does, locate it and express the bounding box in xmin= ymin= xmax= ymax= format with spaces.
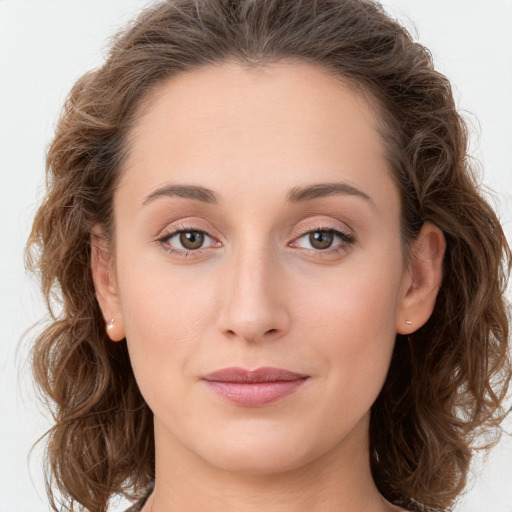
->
xmin=205 ymin=448 xmax=312 ymax=476
xmin=191 ymin=424 xmax=334 ymax=476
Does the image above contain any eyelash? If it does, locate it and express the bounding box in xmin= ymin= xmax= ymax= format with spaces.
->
xmin=290 ymin=223 xmax=355 ymax=255
xmin=156 ymin=223 xmax=355 ymax=258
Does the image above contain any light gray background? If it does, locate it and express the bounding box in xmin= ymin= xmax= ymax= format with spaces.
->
xmin=1 ymin=1 xmax=511 ymax=511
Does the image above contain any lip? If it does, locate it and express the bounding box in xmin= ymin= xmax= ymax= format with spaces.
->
xmin=202 ymin=367 xmax=309 ymax=407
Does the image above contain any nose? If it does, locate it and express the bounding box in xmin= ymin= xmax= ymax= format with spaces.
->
xmin=216 ymin=244 xmax=290 ymax=343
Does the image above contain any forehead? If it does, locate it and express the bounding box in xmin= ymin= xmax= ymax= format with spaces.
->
xmin=120 ymin=61 xmax=396 ymax=212
xmin=129 ymin=60 xmax=383 ymax=150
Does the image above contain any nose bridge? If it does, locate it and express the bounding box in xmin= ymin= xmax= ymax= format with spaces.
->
xmin=218 ymin=235 xmax=288 ymax=342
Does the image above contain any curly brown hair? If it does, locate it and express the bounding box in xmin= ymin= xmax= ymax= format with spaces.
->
xmin=26 ymin=1 xmax=511 ymax=511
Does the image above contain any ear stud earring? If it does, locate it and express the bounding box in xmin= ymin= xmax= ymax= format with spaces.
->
xmin=405 ymin=320 xmax=413 ymax=326
xmin=106 ymin=319 xmax=115 ymax=331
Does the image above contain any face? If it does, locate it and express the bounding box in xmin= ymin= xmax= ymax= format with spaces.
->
xmin=95 ymin=61 xmax=433 ymax=476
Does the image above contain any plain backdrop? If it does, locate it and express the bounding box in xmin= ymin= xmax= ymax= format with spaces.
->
xmin=1 ymin=1 xmax=511 ymax=511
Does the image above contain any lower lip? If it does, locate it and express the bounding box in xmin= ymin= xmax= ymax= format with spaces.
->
xmin=204 ymin=379 xmax=308 ymax=407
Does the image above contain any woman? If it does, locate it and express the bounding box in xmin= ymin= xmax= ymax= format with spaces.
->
xmin=26 ymin=0 xmax=511 ymax=511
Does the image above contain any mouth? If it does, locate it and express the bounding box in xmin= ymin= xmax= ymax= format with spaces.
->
xmin=202 ymin=367 xmax=309 ymax=407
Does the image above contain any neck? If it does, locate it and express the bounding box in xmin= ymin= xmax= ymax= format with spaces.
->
xmin=147 ymin=416 xmax=399 ymax=512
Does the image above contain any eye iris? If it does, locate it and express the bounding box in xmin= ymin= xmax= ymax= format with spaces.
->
xmin=309 ymin=231 xmax=334 ymax=249
xmin=179 ymin=231 xmax=204 ymax=249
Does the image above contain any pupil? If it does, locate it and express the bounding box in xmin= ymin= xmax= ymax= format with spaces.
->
xmin=180 ymin=231 xmax=204 ymax=249
xmin=310 ymin=231 xmax=333 ymax=249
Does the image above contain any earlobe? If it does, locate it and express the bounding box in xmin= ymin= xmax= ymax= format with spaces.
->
xmin=90 ymin=225 xmax=126 ymax=342
xmin=396 ymin=222 xmax=446 ymax=334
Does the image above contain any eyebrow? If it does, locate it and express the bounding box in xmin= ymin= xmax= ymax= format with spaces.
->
xmin=286 ymin=182 xmax=371 ymax=204
xmin=142 ymin=181 xmax=371 ymax=206
xmin=143 ymin=184 xmax=218 ymax=205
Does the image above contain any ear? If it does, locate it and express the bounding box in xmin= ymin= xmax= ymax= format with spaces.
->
xmin=90 ymin=224 xmax=125 ymax=342
xmin=396 ymin=222 xmax=446 ymax=334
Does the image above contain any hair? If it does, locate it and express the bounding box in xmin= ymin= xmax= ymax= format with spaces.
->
xmin=26 ymin=1 xmax=511 ymax=511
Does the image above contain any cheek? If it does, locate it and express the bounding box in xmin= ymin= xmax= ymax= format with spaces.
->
xmin=299 ymin=255 xmax=403 ymax=403
xmin=115 ymin=254 xmax=219 ymax=389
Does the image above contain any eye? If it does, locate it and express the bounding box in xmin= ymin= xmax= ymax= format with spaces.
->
xmin=157 ymin=228 xmax=220 ymax=255
xmin=291 ymin=228 xmax=354 ymax=251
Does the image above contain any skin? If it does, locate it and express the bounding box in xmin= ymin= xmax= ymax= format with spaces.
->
xmin=92 ymin=61 xmax=445 ymax=512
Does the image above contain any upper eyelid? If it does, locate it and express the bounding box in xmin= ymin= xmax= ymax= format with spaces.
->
xmin=159 ymin=228 xmax=219 ymax=245
xmin=291 ymin=222 xmax=354 ymax=240
xmin=295 ymin=224 xmax=350 ymax=235
xmin=156 ymin=218 xmax=355 ymax=244
xmin=157 ymin=220 xmax=220 ymax=240
xmin=159 ymin=224 xmax=351 ymax=239
xmin=290 ymin=228 xmax=354 ymax=248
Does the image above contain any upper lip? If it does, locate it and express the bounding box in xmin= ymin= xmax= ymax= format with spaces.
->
xmin=202 ymin=366 xmax=308 ymax=383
